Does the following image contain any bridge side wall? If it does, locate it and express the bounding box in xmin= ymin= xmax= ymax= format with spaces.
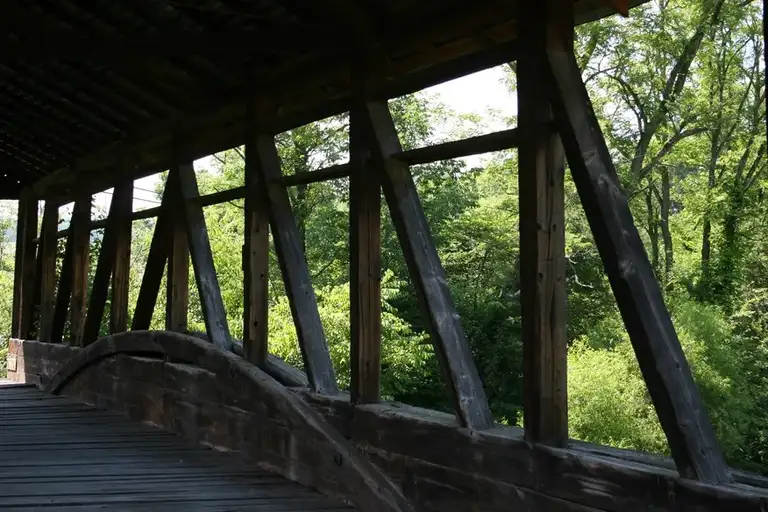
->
xmin=8 ymin=339 xmax=767 ymax=512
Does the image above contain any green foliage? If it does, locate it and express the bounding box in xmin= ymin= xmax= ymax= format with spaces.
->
xmin=268 ymin=272 xmax=442 ymax=406
xmin=569 ymin=296 xmax=767 ymax=470
xmin=2 ymin=0 xmax=768 ymax=475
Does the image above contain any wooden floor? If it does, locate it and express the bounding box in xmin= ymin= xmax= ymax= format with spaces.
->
xmin=0 ymin=384 xmax=353 ymax=511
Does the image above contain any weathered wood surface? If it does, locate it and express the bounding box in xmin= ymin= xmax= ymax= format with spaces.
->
xmin=176 ymin=162 xmax=232 ymax=351
xmin=69 ymin=195 xmax=92 ymax=344
xmin=50 ymin=217 xmax=75 ymax=343
xmin=546 ymin=40 xmax=729 ymax=483
xmin=244 ymin=134 xmax=269 ymax=365
xmin=297 ymin=391 xmax=768 ymax=512
xmin=28 ymin=1 xmax=645 ymax=205
xmin=44 ymin=163 xmax=355 ymax=242
xmin=11 ymin=338 xmax=768 ymax=511
xmin=350 ymin=80 xmax=382 ymax=404
xmin=39 ymin=331 xmax=413 ymax=512
xmin=110 ymin=180 xmax=133 ymax=334
xmin=131 ymin=175 xmax=175 ymax=331
xmin=0 ymin=385 xmax=352 ymax=511
xmin=166 ymin=175 xmax=189 ymax=333
xmin=364 ymin=100 xmax=492 ymax=430
xmin=518 ymin=0 xmax=569 ymax=446
xmin=12 ymin=190 xmax=37 ymax=339
xmin=249 ymin=131 xmax=338 ymax=394
xmin=84 ymin=203 xmax=117 ymax=343
xmin=37 ymin=203 xmax=58 ymax=341
xmin=85 ymin=181 xmax=132 ymax=343
xmin=395 ymin=128 xmax=519 ymax=166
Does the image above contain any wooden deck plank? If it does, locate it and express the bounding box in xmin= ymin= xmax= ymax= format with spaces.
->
xmin=0 ymin=386 xmax=353 ymax=511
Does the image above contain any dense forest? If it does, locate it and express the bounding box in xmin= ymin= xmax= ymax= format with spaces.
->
xmin=1 ymin=0 xmax=766 ymax=474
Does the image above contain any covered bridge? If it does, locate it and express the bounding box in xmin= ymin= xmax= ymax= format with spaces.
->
xmin=2 ymin=0 xmax=768 ymax=510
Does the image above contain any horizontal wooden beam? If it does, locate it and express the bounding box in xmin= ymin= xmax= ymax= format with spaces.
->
xmin=0 ymin=30 xmax=335 ymax=62
xmin=281 ymin=163 xmax=351 ymax=187
xmin=23 ymin=1 xmax=647 ymax=204
xmin=395 ymin=129 xmax=519 ymax=166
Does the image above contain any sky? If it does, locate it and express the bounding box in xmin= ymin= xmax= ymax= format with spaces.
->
xmin=87 ymin=65 xmax=515 ymax=217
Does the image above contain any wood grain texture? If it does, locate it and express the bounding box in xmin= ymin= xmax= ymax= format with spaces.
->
xmin=395 ymin=128 xmax=518 ymax=166
xmin=50 ymin=220 xmax=74 ymax=343
xmin=364 ymin=100 xmax=492 ymax=430
xmin=12 ymin=190 xmax=37 ymax=339
xmin=518 ymin=0 xmax=568 ymax=446
xmin=110 ymin=180 xmax=133 ymax=334
xmin=41 ymin=331 xmax=413 ymax=512
xmin=298 ymin=391 xmax=768 ymax=512
xmin=84 ymin=181 xmax=132 ymax=344
xmin=13 ymin=338 xmax=768 ymax=511
xmin=350 ymin=81 xmax=382 ymax=404
xmin=69 ymin=195 xmax=92 ymax=345
xmin=248 ymin=132 xmax=338 ymax=394
xmin=0 ymin=385 xmax=352 ymax=511
xmin=166 ymin=180 xmax=189 ymax=333
xmin=131 ymin=177 xmax=174 ymax=331
xmin=176 ymin=162 xmax=231 ymax=351
xmin=545 ymin=42 xmax=728 ymax=483
xmin=244 ymin=134 xmax=269 ymax=366
xmin=38 ymin=203 xmax=58 ymax=342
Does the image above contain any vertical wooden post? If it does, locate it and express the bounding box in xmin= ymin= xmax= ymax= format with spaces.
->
xmin=12 ymin=190 xmax=37 ymax=339
xmin=248 ymin=115 xmax=338 ymax=394
xmin=50 ymin=223 xmax=74 ymax=343
xmin=166 ymin=183 xmax=189 ymax=333
xmin=69 ymin=195 xmax=92 ymax=345
xmin=518 ymin=0 xmax=569 ymax=446
xmin=244 ymin=138 xmax=269 ymax=366
xmin=110 ymin=180 xmax=133 ymax=334
xmin=83 ymin=180 xmax=132 ymax=343
xmin=175 ymin=162 xmax=232 ymax=351
xmin=543 ymin=10 xmax=729 ymax=483
xmin=350 ymin=64 xmax=382 ymax=404
xmin=132 ymin=176 xmax=174 ymax=331
xmin=364 ymin=101 xmax=493 ymax=429
xmin=37 ymin=203 xmax=58 ymax=342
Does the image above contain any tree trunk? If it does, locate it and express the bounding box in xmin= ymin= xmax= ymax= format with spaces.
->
xmin=660 ymin=168 xmax=674 ymax=284
xmin=700 ymin=159 xmax=716 ymax=297
xmin=645 ymin=186 xmax=660 ymax=275
xmin=295 ymin=182 xmax=308 ymax=253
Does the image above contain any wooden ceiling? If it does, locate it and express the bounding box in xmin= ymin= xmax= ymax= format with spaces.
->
xmin=0 ymin=0 xmax=644 ymax=200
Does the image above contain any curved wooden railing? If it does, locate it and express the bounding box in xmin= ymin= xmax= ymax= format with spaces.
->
xmin=42 ymin=330 xmax=412 ymax=512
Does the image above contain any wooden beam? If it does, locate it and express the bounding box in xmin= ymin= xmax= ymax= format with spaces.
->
xmin=243 ymin=134 xmax=270 ymax=366
xmin=350 ymin=68 xmax=382 ymax=404
xmin=69 ymin=195 xmax=92 ymax=345
xmin=30 ymin=0 xmax=647 ymax=205
xmin=37 ymin=203 xmax=58 ymax=342
xmin=83 ymin=181 xmax=131 ymax=343
xmin=131 ymin=178 xmax=174 ymax=331
xmin=0 ymin=30 xmax=333 ymax=62
xmin=280 ymin=164 xmax=351 ymax=187
xmin=518 ymin=0 xmax=569 ymax=446
xmin=248 ymin=129 xmax=338 ymax=394
xmin=364 ymin=100 xmax=493 ymax=429
xmin=50 ymin=221 xmax=74 ymax=344
xmin=110 ymin=181 xmax=133 ymax=334
xmin=42 ymin=163 xmax=355 ymax=242
xmin=175 ymin=162 xmax=232 ymax=351
xmin=544 ymin=35 xmax=729 ymax=483
xmin=395 ymin=129 xmax=519 ymax=166
xmin=166 ymin=178 xmax=189 ymax=333
xmin=12 ymin=190 xmax=37 ymax=339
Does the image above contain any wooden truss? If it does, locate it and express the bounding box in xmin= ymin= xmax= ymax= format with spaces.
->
xmin=10 ymin=0 xmax=733 ymax=488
